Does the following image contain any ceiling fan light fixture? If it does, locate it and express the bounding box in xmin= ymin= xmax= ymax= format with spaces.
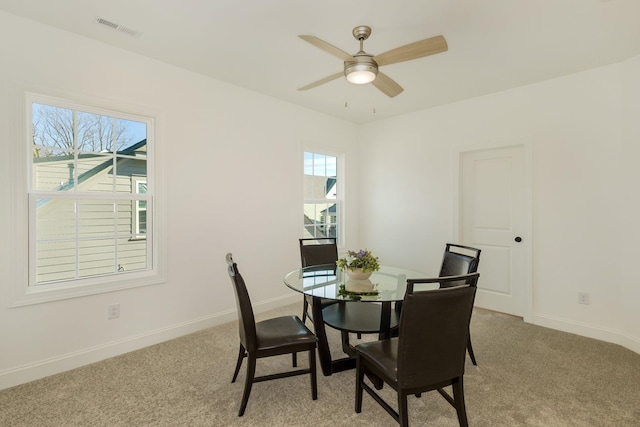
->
xmin=346 ymin=69 xmax=376 ymax=84
xmin=344 ymin=56 xmax=378 ymax=84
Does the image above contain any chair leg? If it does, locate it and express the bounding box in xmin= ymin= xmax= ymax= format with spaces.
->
xmin=467 ymin=336 xmax=477 ymax=366
xmin=309 ymin=347 xmax=318 ymax=400
xmin=355 ymin=354 xmax=364 ymax=413
xmin=231 ymin=344 xmax=245 ymax=383
xmin=238 ymin=355 xmax=256 ymax=417
xmin=398 ymin=391 xmax=409 ymax=427
xmin=452 ymin=377 xmax=469 ymax=427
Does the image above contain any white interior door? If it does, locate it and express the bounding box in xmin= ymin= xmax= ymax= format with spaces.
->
xmin=459 ymin=145 xmax=529 ymax=317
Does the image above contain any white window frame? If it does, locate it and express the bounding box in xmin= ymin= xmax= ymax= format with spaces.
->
xmin=9 ymin=89 xmax=166 ymax=306
xmin=133 ymin=177 xmax=147 ymax=238
xmin=303 ymin=149 xmax=343 ymax=244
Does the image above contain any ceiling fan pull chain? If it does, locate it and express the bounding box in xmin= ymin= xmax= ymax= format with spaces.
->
xmin=344 ymin=78 xmax=349 ymax=108
xmin=371 ymin=86 xmax=376 ymax=114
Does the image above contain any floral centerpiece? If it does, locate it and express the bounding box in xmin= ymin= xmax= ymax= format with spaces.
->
xmin=336 ymin=249 xmax=380 ymax=280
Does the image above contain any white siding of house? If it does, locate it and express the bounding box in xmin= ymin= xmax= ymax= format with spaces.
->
xmin=32 ymin=156 xmax=147 ymax=283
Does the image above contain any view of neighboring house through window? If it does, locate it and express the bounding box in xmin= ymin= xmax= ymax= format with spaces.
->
xmin=303 ymin=151 xmax=339 ymax=240
xmin=29 ymin=96 xmax=152 ymax=288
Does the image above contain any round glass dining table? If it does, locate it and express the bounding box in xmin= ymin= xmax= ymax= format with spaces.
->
xmin=284 ymin=264 xmax=431 ymax=376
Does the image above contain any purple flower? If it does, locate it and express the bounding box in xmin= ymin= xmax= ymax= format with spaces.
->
xmin=337 ymin=249 xmax=380 ymax=273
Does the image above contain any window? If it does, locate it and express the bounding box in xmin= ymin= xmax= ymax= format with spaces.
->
xmin=303 ymin=151 xmax=340 ymax=240
xmin=25 ymin=93 xmax=158 ymax=298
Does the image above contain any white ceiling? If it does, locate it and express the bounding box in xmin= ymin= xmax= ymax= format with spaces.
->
xmin=1 ymin=0 xmax=639 ymax=124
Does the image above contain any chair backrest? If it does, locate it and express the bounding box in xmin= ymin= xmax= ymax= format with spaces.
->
xmin=398 ymin=274 xmax=479 ymax=389
xmin=226 ymin=253 xmax=258 ymax=353
xmin=439 ymin=243 xmax=481 ymax=287
xmin=299 ymin=238 xmax=338 ymax=268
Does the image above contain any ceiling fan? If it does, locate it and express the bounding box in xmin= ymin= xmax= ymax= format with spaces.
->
xmin=298 ymin=26 xmax=448 ymax=98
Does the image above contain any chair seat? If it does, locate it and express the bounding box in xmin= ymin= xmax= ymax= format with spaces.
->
xmin=256 ymin=315 xmax=318 ymax=353
xmin=356 ymin=338 xmax=399 ymax=382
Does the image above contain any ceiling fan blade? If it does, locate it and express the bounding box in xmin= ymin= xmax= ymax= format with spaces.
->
xmin=374 ymin=35 xmax=448 ymax=66
xmin=299 ymin=35 xmax=353 ymax=62
xmin=298 ymin=72 xmax=344 ymax=91
xmin=372 ymin=72 xmax=404 ymax=98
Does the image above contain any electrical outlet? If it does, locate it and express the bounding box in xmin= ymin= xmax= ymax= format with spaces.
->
xmin=578 ymin=292 xmax=590 ymax=305
xmin=107 ymin=303 xmax=120 ymax=319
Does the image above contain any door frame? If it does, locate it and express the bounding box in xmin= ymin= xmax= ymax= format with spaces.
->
xmin=452 ymin=137 xmax=534 ymax=323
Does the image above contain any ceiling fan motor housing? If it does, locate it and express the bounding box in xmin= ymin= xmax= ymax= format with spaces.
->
xmin=344 ymin=55 xmax=378 ymax=84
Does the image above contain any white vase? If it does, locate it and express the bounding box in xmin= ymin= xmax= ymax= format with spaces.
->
xmin=345 ymin=278 xmax=374 ymax=293
xmin=345 ymin=268 xmax=372 ymax=280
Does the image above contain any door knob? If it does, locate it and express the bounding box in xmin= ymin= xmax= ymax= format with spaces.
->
xmin=515 ymin=236 xmax=522 ymax=242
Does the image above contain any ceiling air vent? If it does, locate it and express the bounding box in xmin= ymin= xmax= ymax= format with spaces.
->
xmin=95 ymin=17 xmax=141 ymax=38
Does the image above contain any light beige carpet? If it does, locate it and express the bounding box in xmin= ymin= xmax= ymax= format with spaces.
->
xmin=1 ymin=303 xmax=639 ymax=426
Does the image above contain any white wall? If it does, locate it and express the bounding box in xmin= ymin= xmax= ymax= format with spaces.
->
xmin=0 ymin=12 xmax=359 ymax=389
xmin=358 ymin=56 xmax=640 ymax=353
xmin=619 ymin=55 xmax=640 ymax=349
xmin=2 ymin=10 xmax=639 ymax=391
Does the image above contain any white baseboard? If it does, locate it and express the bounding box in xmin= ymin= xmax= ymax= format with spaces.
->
xmin=618 ymin=331 xmax=640 ymax=354
xmin=531 ymin=312 xmax=640 ymax=354
xmin=0 ymin=293 xmax=299 ymax=391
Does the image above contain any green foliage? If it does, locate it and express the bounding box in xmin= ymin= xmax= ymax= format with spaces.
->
xmin=336 ymin=249 xmax=380 ymax=273
xmin=337 ymin=284 xmax=379 ymax=300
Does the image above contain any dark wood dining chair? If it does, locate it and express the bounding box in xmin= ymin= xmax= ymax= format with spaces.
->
xmin=299 ymin=237 xmax=339 ymax=325
xmin=226 ymin=253 xmax=318 ymax=416
xmin=394 ymin=243 xmax=481 ymax=364
xmin=355 ymin=274 xmax=479 ymax=427
xmin=439 ymin=243 xmax=481 ymax=365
